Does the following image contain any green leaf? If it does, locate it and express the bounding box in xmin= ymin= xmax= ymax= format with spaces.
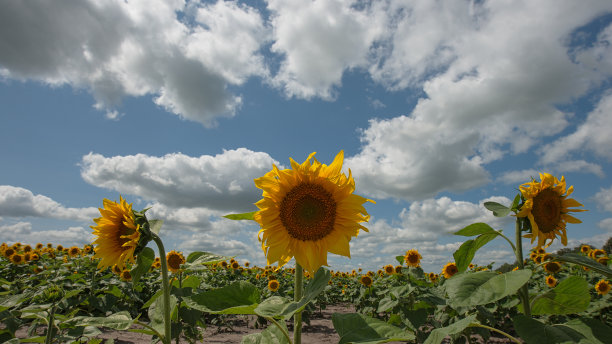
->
xmin=149 ymin=294 xmax=177 ymax=334
xmin=424 ymin=314 xmax=478 ymax=344
xmin=182 ymin=251 xmax=234 ymax=270
xmin=185 ymin=281 xmax=260 ymax=314
xmin=395 ymin=255 xmax=405 ymax=265
xmin=149 ymin=219 xmax=163 ymax=235
xmin=0 ymin=293 xmax=29 ymax=311
xmin=332 ymin=313 xmax=415 ymax=344
xmin=445 ymin=270 xmax=532 ymax=307
xmin=552 ymin=253 xmax=612 ymax=278
xmin=377 ymin=297 xmax=399 ymax=313
xmin=241 ymin=320 xmax=290 ymax=344
xmin=223 ymin=211 xmax=257 ymax=221
xmin=513 ymin=315 xmax=586 ymax=344
xmin=454 ymin=223 xmax=498 ymax=237
xmin=510 ymin=193 xmax=521 ymax=212
xmin=531 ymin=276 xmax=590 ymax=315
xmin=453 ymin=232 xmax=500 ymax=272
xmin=68 ymin=311 xmax=133 ymax=330
xmin=559 ymin=318 xmax=612 ymax=344
xmin=131 ymin=247 xmax=155 ymax=284
xmin=255 ymin=267 xmax=331 ymax=319
xmin=484 ymin=202 xmax=511 ymax=217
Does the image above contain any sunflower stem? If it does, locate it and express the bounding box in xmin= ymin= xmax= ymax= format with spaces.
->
xmin=152 ymin=234 xmax=172 ymax=344
xmin=293 ymin=263 xmax=303 ymax=344
xmin=515 ymin=219 xmax=531 ymax=317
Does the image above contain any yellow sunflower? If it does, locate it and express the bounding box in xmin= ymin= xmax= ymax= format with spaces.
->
xmin=120 ymin=269 xmax=132 ymax=282
xmin=595 ymin=279 xmax=611 ymax=295
xmin=517 ymin=173 xmax=586 ymax=248
xmin=253 ymin=151 xmax=374 ymax=273
xmin=91 ymin=196 xmax=141 ymax=271
xmin=404 ymin=249 xmax=422 ymax=268
xmin=384 ymin=264 xmax=395 ymax=275
xmin=546 ymin=275 xmax=557 ymax=288
xmin=359 ymin=275 xmax=373 ymax=287
xmin=580 ymin=244 xmax=591 ymax=254
xmin=267 ymin=279 xmax=280 ymax=292
xmin=166 ymin=250 xmax=185 ymax=273
xmin=68 ymin=246 xmax=81 ymax=258
xmin=11 ymin=254 xmax=25 ymax=265
xmin=442 ymin=262 xmax=458 ymax=279
xmin=543 ymin=261 xmax=562 ymax=274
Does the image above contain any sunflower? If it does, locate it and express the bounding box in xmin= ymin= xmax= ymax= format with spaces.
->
xmin=11 ymin=254 xmax=25 ymax=265
xmin=166 ymin=250 xmax=185 ymax=273
xmin=112 ymin=264 xmax=123 ymax=275
xmin=580 ymin=244 xmax=591 ymax=254
xmin=543 ymin=261 xmax=562 ymax=274
xmin=442 ymin=262 xmax=458 ymax=279
xmin=404 ymin=249 xmax=422 ymax=267
xmin=595 ymin=280 xmax=611 ymax=295
xmin=253 ymin=151 xmax=374 ymax=273
xmin=428 ymin=272 xmax=439 ymax=283
xmin=91 ymin=197 xmax=141 ymax=271
xmin=384 ymin=264 xmax=395 ymax=275
xmin=359 ymin=275 xmax=373 ymax=287
xmin=517 ymin=173 xmax=586 ymax=248
xmin=3 ymin=247 xmax=15 ymax=258
xmin=394 ymin=265 xmax=402 ymax=274
xmin=56 ymin=244 xmax=64 ymax=252
xmin=68 ymin=246 xmax=81 ymax=258
xmin=36 ymin=243 xmax=44 ymax=250
xmin=231 ymin=261 xmax=240 ymax=269
xmin=267 ymin=279 xmax=280 ymax=292
xmin=120 ymin=269 xmax=132 ymax=282
xmin=589 ymin=249 xmax=606 ymax=260
xmin=23 ymin=245 xmax=32 ymax=253
xmin=546 ymin=275 xmax=557 ymax=288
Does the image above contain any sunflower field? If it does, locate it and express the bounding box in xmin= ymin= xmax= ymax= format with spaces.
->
xmin=1 ymin=154 xmax=612 ymax=344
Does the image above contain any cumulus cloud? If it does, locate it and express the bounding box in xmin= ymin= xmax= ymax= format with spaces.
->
xmin=267 ymin=0 xmax=385 ymax=99
xmin=594 ymin=186 xmax=612 ymax=213
xmin=0 ymin=0 xmax=267 ymax=126
xmin=80 ymin=148 xmax=279 ymax=211
xmin=0 ymin=185 xmax=98 ymax=221
xmin=0 ymin=221 xmax=94 ymax=247
xmin=346 ymin=1 xmax=612 ymax=200
xmin=540 ymin=92 xmax=612 ymax=169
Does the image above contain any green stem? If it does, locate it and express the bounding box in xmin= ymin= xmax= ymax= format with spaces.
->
xmin=293 ymin=263 xmax=304 ymax=344
xmin=515 ymin=219 xmax=531 ymax=317
xmin=470 ymin=323 xmax=522 ymax=344
xmin=44 ymin=304 xmax=56 ymax=344
xmin=266 ymin=316 xmax=293 ymax=344
xmin=152 ymin=234 xmax=171 ymax=344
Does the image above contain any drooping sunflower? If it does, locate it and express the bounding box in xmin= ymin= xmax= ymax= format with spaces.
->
xmin=517 ymin=173 xmax=586 ymax=248
xmin=166 ymin=250 xmax=185 ymax=273
xmin=545 ymin=275 xmax=557 ymax=288
xmin=442 ymin=262 xmax=458 ymax=279
xmin=267 ymin=279 xmax=280 ymax=292
xmin=595 ymin=279 xmax=611 ymax=295
xmin=404 ymin=249 xmax=422 ymax=268
xmin=359 ymin=275 xmax=373 ymax=287
xmin=253 ymin=151 xmax=374 ymax=273
xmin=91 ymin=197 xmax=141 ymax=271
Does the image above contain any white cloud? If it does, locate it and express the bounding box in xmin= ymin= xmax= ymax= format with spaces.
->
xmin=0 ymin=221 xmax=94 ymax=247
xmin=0 ymin=0 xmax=267 ymax=126
xmin=540 ymin=92 xmax=612 ymax=168
xmin=594 ymin=186 xmax=612 ymax=213
xmin=598 ymin=218 xmax=612 ymax=232
xmin=267 ymin=0 xmax=385 ymax=99
xmin=497 ymin=169 xmax=540 ymax=185
xmin=347 ymin=1 xmax=612 ymax=200
xmin=80 ymin=148 xmax=279 ymax=211
xmin=0 ymin=185 xmax=98 ymax=221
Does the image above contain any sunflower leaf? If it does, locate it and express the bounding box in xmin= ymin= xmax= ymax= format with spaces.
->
xmin=423 ymin=314 xmax=478 ymax=344
xmin=483 ymin=202 xmax=511 ymax=217
xmin=551 ymin=253 xmax=612 ymax=278
xmin=454 ymin=223 xmax=497 ymax=237
xmin=184 ymin=281 xmax=261 ymax=314
xmin=395 ymin=255 xmax=405 ymax=265
xmin=453 ymin=233 xmax=500 ymax=272
xmin=510 ymin=193 xmax=521 ymax=212
xmin=223 ymin=211 xmax=257 ymax=221
xmin=332 ymin=312 xmax=415 ymax=344
xmin=445 ymin=270 xmax=532 ymax=308
xmin=531 ymin=276 xmax=590 ymax=315
xmin=131 ymin=247 xmax=155 ymax=284
xmin=512 ymin=315 xmax=589 ymax=343
xmin=149 ymin=219 xmax=163 ymax=235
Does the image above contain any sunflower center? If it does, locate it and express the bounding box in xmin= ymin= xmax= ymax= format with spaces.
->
xmin=532 ymin=188 xmax=562 ymax=233
xmin=116 ymin=222 xmax=135 ymax=248
xmin=279 ymin=182 xmax=337 ymax=241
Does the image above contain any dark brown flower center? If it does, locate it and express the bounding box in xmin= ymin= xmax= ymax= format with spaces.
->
xmin=532 ymin=188 xmax=562 ymax=233
xmin=167 ymin=254 xmax=183 ymax=270
xmin=279 ymin=183 xmax=336 ymax=241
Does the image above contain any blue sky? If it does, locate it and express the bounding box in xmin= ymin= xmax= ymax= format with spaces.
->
xmin=1 ymin=0 xmax=612 ymax=273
